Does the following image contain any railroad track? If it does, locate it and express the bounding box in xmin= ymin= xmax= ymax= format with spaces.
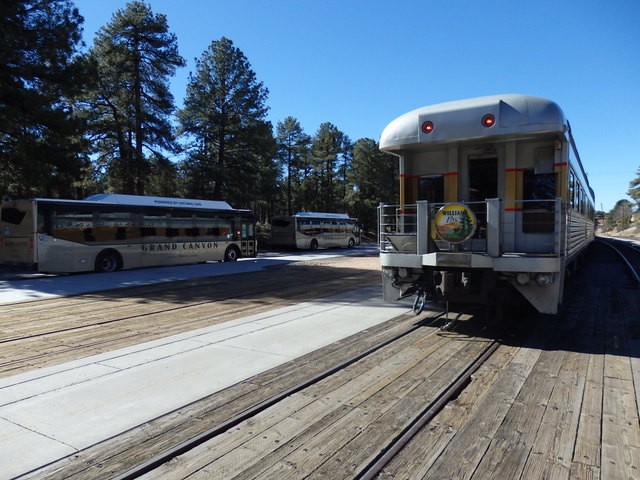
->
xmin=597 ymin=237 xmax=640 ymax=286
xmin=89 ymin=309 xmax=505 ymax=480
xmin=107 ymin=239 xmax=637 ymax=479
xmin=111 ymin=312 xmax=446 ymax=479
xmin=17 ymin=243 xmax=638 ymax=479
xmin=17 ymin=297 xmax=514 ymax=480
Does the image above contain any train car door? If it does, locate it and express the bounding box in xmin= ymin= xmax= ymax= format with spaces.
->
xmin=467 ymin=156 xmax=498 ymax=239
xmin=515 ymin=147 xmax=557 ymax=253
xmin=418 ymin=175 xmax=444 ymax=204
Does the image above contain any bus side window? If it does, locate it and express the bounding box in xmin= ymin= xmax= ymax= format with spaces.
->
xmin=38 ymin=212 xmax=51 ymax=234
xmin=82 ymin=228 xmax=95 ymax=241
xmin=1 ymin=207 xmax=27 ymax=225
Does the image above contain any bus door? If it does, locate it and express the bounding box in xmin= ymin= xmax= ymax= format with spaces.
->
xmin=467 ymin=156 xmax=498 ymax=239
xmin=0 ymin=200 xmax=36 ymax=266
xmin=238 ymin=219 xmax=256 ymax=257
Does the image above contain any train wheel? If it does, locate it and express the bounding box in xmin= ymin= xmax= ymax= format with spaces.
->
xmin=484 ymin=302 xmax=503 ymax=325
xmin=412 ymin=291 xmax=426 ymax=315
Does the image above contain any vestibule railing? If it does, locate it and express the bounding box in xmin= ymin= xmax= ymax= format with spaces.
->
xmin=378 ymin=198 xmax=565 ymax=257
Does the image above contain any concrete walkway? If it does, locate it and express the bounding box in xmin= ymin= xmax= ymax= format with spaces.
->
xmin=0 ymin=284 xmax=410 ymax=479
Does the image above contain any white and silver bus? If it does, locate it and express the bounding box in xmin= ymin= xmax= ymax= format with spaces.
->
xmin=0 ymin=194 xmax=257 ymax=273
xmin=271 ymin=212 xmax=360 ymax=250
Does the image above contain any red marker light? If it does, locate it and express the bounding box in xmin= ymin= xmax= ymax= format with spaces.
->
xmin=422 ymin=121 xmax=434 ymax=134
xmin=481 ymin=114 xmax=495 ymax=128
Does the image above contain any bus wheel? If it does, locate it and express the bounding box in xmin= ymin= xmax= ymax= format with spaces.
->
xmin=347 ymin=238 xmax=355 ymax=248
xmin=310 ymin=239 xmax=318 ymax=251
xmin=95 ymin=250 xmax=121 ymax=273
xmin=224 ymin=246 xmax=239 ymax=262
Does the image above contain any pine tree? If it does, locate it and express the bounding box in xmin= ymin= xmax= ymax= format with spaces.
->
xmin=609 ymin=199 xmax=633 ymax=231
xmin=0 ymin=0 xmax=87 ymax=198
xmin=84 ymin=1 xmax=185 ymax=195
xmin=458 ymin=209 xmax=473 ymax=239
xmin=347 ymin=138 xmax=398 ymax=234
xmin=308 ymin=123 xmax=350 ymax=212
xmin=178 ymin=37 xmax=274 ymax=208
xmin=275 ymin=117 xmax=310 ymax=215
xmin=628 ymin=166 xmax=640 ymax=210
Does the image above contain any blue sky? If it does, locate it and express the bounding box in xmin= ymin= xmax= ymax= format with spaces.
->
xmin=73 ymin=0 xmax=639 ymax=212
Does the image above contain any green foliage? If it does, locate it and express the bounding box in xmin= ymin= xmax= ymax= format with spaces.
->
xmin=0 ymin=0 xmax=89 ymax=198
xmin=22 ymin=2 xmax=640 ymax=241
xmin=347 ymin=138 xmax=398 ymax=234
xmin=457 ymin=209 xmax=473 ymax=237
xmin=628 ymin=166 xmax=640 ymax=210
xmin=274 ymin=117 xmax=311 ymax=216
xmin=83 ymin=0 xmax=185 ymax=195
xmin=604 ymin=199 xmax=634 ymax=232
xmin=303 ymin=123 xmax=352 ymax=213
xmin=178 ymin=37 xmax=275 ymax=209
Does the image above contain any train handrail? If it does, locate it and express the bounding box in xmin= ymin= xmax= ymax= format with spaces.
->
xmin=379 ymin=198 xmax=564 ymax=257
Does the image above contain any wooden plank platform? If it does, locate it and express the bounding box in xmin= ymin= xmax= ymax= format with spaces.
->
xmin=15 ymin=242 xmax=640 ymax=479
xmin=381 ymin=242 xmax=640 ymax=480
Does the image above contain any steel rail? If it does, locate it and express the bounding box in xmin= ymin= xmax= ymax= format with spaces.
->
xmin=112 ymin=313 xmax=445 ymax=480
xmin=357 ymin=339 xmax=500 ymax=480
xmin=597 ymin=238 xmax=640 ymax=285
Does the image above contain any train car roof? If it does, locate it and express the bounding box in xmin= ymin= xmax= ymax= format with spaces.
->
xmin=379 ymin=94 xmax=567 ymax=152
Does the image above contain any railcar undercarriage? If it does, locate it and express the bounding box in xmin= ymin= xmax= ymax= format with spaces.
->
xmin=385 ymin=265 xmax=517 ymax=317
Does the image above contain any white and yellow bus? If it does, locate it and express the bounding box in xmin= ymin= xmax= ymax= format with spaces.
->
xmin=0 ymin=194 xmax=257 ymax=273
xmin=271 ymin=212 xmax=360 ymax=250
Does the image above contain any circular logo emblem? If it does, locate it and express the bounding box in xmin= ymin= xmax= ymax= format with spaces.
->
xmin=434 ymin=204 xmax=477 ymax=243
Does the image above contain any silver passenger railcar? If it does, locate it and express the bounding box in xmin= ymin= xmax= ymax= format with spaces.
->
xmin=378 ymin=94 xmax=594 ymax=315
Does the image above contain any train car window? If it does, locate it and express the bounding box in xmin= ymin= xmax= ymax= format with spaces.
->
xmin=418 ymin=175 xmax=444 ymax=203
xmin=534 ymin=147 xmax=554 ymax=174
xmin=469 ymin=158 xmax=498 ymax=202
xmin=523 ymin=169 xmax=555 ymax=233
xmin=569 ymin=171 xmax=576 ymax=209
xmin=523 ymin=171 xmax=556 ymax=207
xmin=576 ymin=184 xmax=582 ymax=212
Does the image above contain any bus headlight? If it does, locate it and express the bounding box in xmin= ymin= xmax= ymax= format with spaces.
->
xmin=398 ymin=267 xmax=409 ymax=278
xmin=516 ymin=272 xmax=530 ymax=285
xmin=535 ymin=273 xmax=554 ymax=287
